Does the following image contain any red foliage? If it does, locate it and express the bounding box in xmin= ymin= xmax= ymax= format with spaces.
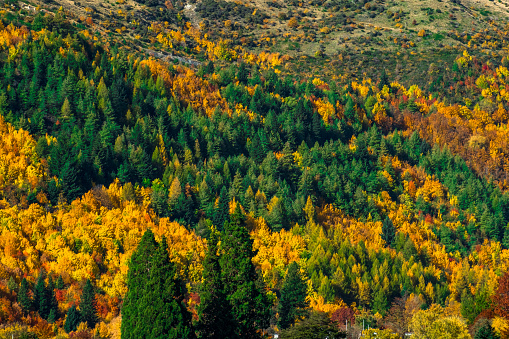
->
xmin=55 ymin=289 xmax=66 ymax=303
xmin=330 ymin=307 xmax=356 ymax=328
xmin=494 ymin=271 xmax=509 ymax=319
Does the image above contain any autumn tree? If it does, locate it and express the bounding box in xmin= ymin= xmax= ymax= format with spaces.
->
xmin=494 ymin=271 xmax=509 ymax=319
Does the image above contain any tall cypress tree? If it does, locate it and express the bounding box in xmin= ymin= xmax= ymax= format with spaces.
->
xmin=381 ymin=216 xmax=396 ymax=248
xmin=213 ymin=187 xmax=229 ymax=231
xmin=46 ymin=276 xmax=59 ymax=322
xmin=18 ymin=278 xmax=32 ymax=314
xmin=81 ymin=279 xmax=98 ymax=329
xmin=148 ymin=236 xmax=195 ymax=339
xmin=122 ymin=230 xmax=158 ymax=339
xmin=33 ymin=273 xmax=49 ymax=319
xmin=196 ymin=231 xmax=236 ymax=339
xmin=220 ymin=206 xmax=271 ymax=338
xmin=64 ymin=305 xmax=81 ymax=333
xmin=122 ymin=230 xmax=195 ymax=339
xmin=278 ymin=262 xmax=308 ymax=330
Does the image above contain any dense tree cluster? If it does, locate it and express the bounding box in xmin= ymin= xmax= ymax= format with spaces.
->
xmin=0 ymin=6 xmax=509 ymax=339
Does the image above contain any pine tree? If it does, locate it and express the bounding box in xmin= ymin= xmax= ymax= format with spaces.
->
xmin=197 ymin=231 xmax=236 ymax=339
xmin=122 ymin=231 xmax=195 ymax=339
xmin=278 ymin=262 xmax=308 ymax=330
xmin=56 ymin=276 xmax=65 ymax=290
xmin=372 ymin=288 xmax=389 ymax=317
xmin=18 ymin=278 xmax=32 ymax=314
xmin=81 ymin=279 xmax=98 ymax=329
xmin=381 ymin=216 xmax=396 ymax=248
xmin=213 ymin=187 xmax=229 ymax=231
xmin=220 ymin=206 xmax=271 ymax=338
xmin=150 ymin=236 xmax=195 ymax=338
xmin=474 ymin=322 xmax=498 ymax=339
xmin=33 ymin=273 xmax=50 ymax=319
xmin=46 ymin=276 xmax=59 ymax=322
xmin=122 ymin=230 xmax=158 ymax=339
xmin=64 ymin=305 xmax=81 ymax=333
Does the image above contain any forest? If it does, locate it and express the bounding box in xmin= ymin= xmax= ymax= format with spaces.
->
xmin=0 ymin=0 xmax=508 ymax=338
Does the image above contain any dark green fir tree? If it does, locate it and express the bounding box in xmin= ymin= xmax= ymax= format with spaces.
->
xmin=220 ymin=206 xmax=271 ymax=338
xmin=474 ymin=321 xmax=498 ymax=339
xmin=81 ymin=279 xmax=98 ymax=328
xmin=121 ymin=230 xmax=195 ymax=339
xmin=147 ymin=236 xmax=195 ymax=338
xmin=64 ymin=305 xmax=81 ymax=333
xmin=196 ymin=231 xmax=236 ymax=339
xmin=33 ymin=273 xmax=49 ymax=319
xmin=381 ymin=216 xmax=396 ymax=248
xmin=121 ymin=229 xmax=158 ymax=339
xmin=18 ymin=278 xmax=32 ymax=314
xmin=278 ymin=261 xmax=308 ymax=330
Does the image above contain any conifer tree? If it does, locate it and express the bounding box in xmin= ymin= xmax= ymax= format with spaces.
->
xmin=213 ymin=187 xmax=229 ymax=231
xmin=33 ymin=273 xmax=50 ymax=319
xmin=18 ymin=278 xmax=32 ymax=314
xmin=122 ymin=230 xmax=158 ymax=339
xmin=64 ymin=305 xmax=81 ymax=333
xmin=474 ymin=322 xmax=498 ymax=339
xmin=56 ymin=276 xmax=65 ymax=290
xmin=197 ymin=231 xmax=236 ymax=339
xmin=46 ymin=276 xmax=59 ymax=322
xmin=122 ymin=230 xmax=195 ymax=339
xmin=381 ymin=216 xmax=396 ymax=248
xmin=147 ymin=236 xmax=195 ymax=338
xmin=81 ymin=279 xmax=98 ymax=329
xmin=278 ymin=262 xmax=308 ymax=330
xmin=220 ymin=206 xmax=271 ymax=338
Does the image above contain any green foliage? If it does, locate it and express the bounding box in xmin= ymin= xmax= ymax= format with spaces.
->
xmin=278 ymin=262 xmax=308 ymax=329
xmin=279 ymin=312 xmax=346 ymax=339
xmin=80 ymin=279 xmax=98 ymax=329
xmin=196 ymin=232 xmax=236 ymax=339
xmin=121 ymin=230 xmax=195 ymax=339
xmin=474 ymin=321 xmax=499 ymax=339
xmin=220 ymin=207 xmax=271 ymax=337
xmin=381 ymin=217 xmax=396 ymax=248
xmin=18 ymin=278 xmax=32 ymax=314
xmin=64 ymin=305 xmax=81 ymax=333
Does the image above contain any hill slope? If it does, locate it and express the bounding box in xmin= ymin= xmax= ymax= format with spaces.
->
xmin=0 ymin=0 xmax=508 ymax=338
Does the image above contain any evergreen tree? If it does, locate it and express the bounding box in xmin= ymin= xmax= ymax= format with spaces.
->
xmin=278 ymin=262 xmax=308 ymax=330
xmin=64 ymin=305 xmax=81 ymax=333
xmin=46 ymin=276 xmax=59 ymax=322
xmin=372 ymin=288 xmax=389 ymax=317
xmin=213 ymin=187 xmax=229 ymax=231
xmin=381 ymin=216 xmax=396 ymax=248
xmin=122 ymin=230 xmax=159 ymax=339
xmin=81 ymin=279 xmax=98 ymax=329
xmin=18 ymin=278 xmax=32 ymax=314
xmin=149 ymin=236 xmax=195 ymax=338
xmin=33 ymin=273 xmax=50 ymax=319
xmin=196 ymin=231 xmax=236 ymax=339
xmin=56 ymin=276 xmax=65 ymax=290
xmin=474 ymin=322 xmax=498 ymax=339
xmin=122 ymin=231 xmax=195 ymax=339
xmin=220 ymin=206 xmax=271 ymax=338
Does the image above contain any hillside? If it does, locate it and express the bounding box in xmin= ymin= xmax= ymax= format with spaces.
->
xmin=0 ymin=0 xmax=507 ymax=338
